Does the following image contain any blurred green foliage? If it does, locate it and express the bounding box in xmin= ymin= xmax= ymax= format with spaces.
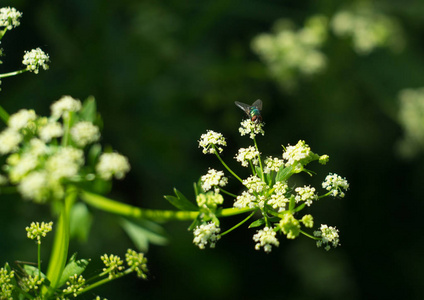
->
xmin=1 ymin=0 xmax=424 ymax=299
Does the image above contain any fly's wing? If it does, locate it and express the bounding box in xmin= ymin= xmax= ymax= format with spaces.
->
xmin=235 ymin=101 xmax=250 ymax=114
xmin=251 ymin=99 xmax=262 ymax=110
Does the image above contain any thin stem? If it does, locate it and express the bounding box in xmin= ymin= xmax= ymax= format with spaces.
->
xmin=0 ymin=69 xmax=27 ymax=78
xmin=213 ymin=147 xmax=243 ymax=183
xmin=253 ymin=136 xmax=264 ymax=181
xmin=219 ymin=187 xmax=237 ymax=198
xmin=80 ymin=190 xmax=253 ymax=221
xmin=300 ymin=230 xmax=318 ymax=240
xmin=220 ymin=211 xmax=255 ymax=236
xmin=37 ymin=243 xmax=41 ymax=271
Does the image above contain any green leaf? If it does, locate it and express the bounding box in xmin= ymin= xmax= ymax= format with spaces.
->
xmin=249 ymin=218 xmax=265 ymax=228
xmin=255 ymin=165 xmax=263 ymax=180
xmin=70 ymin=202 xmax=93 ymax=242
xmin=294 ymin=203 xmax=306 ymax=212
xmin=163 ymin=188 xmax=198 ymax=211
xmin=188 ymin=215 xmax=202 ymax=231
xmin=58 ymin=253 xmax=89 ymax=288
xmin=289 ymin=195 xmax=296 ymax=212
xmin=87 ymin=143 xmax=102 ymax=166
xmin=120 ymin=218 xmax=168 ymax=252
xmin=23 ymin=265 xmax=46 ymax=278
xmin=79 ymin=96 xmax=97 ymax=123
xmin=276 ymin=165 xmax=294 ymax=182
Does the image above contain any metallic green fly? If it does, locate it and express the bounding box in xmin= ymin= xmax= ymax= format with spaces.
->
xmin=235 ymin=99 xmax=263 ymax=123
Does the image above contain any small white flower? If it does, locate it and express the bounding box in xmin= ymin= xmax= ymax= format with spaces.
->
xmin=322 ymin=173 xmax=349 ymax=197
xmin=22 ymin=48 xmax=50 ymax=74
xmin=239 ymin=119 xmax=265 ymax=139
xmin=242 ymin=175 xmax=266 ymax=194
xmin=234 ymin=191 xmax=257 ymax=209
xmin=264 ymin=156 xmax=284 ymax=173
xmin=8 ymin=109 xmax=37 ymax=130
xmin=198 ymin=130 xmax=227 ymax=154
xmin=0 ymin=128 xmax=22 ymax=154
xmin=0 ymin=7 xmax=22 ymax=30
xmin=70 ymin=121 xmax=100 ymax=147
xmin=51 ymin=96 xmax=82 ymax=119
xmin=314 ymin=224 xmax=340 ymax=251
xmin=201 ymin=169 xmax=228 ymax=192
xmin=96 ymin=152 xmax=130 ymax=180
xmin=235 ymin=146 xmax=260 ymax=167
xmin=253 ymin=227 xmax=279 ymax=253
xmin=18 ymin=171 xmax=49 ymax=202
xmin=39 ymin=121 xmax=63 ymax=142
xmin=282 ymin=140 xmax=312 ymax=167
xmin=193 ymin=222 xmax=221 ymax=249
xmin=9 ymin=153 xmax=39 ymax=183
xmin=45 ymin=147 xmax=84 ymax=180
xmin=295 ymin=185 xmax=318 ymax=206
xmin=268 ymin=181 xmax=289 ymax=212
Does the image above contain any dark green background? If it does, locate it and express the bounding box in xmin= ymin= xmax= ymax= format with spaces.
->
xmin=1 ymin=1 xmax=424 ymax=299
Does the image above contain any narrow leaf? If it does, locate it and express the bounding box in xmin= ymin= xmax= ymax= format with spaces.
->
xmin=276 ymin=165 xmax=294 ymax=182
xmin=249 ymin=219 xmax=265 ymax=228
xmin=120 ymin=218 xmax=168 ymax=252
xmin=58 ymin=254 xmax=89 ymax=288
xmin=69 ymin=202 xmax=93 ymax=242
xmin=79 ymin=96 xmax=97 ymax=122
xmin=163 ymin=188 xmax=198 ymax=211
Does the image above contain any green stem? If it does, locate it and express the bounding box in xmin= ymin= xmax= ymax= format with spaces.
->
xmin=300 ymin=230 xmax=318 ymax=240
xmin=42 ymin=186 xmax=77 ymax=297
xmin=253 ymin=136 xmax=264 ymax=181
xmin=219 ymin=187 xmax=237 ymax=198
xmin=37 ymin=243 xmax=41 ymax=272
xmin=220 ymin=211 xmax=255 ymax=236
xmin=213 ymin=148 xmax=243 ymax=183
xmin=0 ymin=69 xmax=27 ymax=78
xmin=80 ymin=190 xmax=253 ymax=221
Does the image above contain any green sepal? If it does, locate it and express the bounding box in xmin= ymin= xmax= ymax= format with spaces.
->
xmin=163 ymin=188 xmax=198 ymax=211
xmin=276 ymin=165 xmax=294 ymax=182
xmin=249 ymin=218 xmax=265 ymax=228
xmin=120 ymin=218 xmax=168 ymax=252
xmin=57 ymin=253 xmax=89 ymax=288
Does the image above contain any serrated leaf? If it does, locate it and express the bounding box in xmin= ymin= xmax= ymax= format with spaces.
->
xmin=276 ymin=165 xmax=294 ymax=182
xmin=70 ymin=202 xmax=93 ymax=242
xmin=120 ymin=218 xmax=168 ymax=252
xmin=58 ymin=254 xmax=89 ymax=288
xmin=249 ymin=219 xmax=265 ymax=228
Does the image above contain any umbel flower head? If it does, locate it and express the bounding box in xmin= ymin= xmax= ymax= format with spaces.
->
xmin=0 ymin=96 xmax=131 ymax=203
xmin=22 ymin=48 xmax=50 ymax=74
xmin=0 ymin=7 xmax=22 ymax=30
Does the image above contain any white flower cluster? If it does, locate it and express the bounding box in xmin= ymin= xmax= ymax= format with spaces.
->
xmin=0 ymin=7 xmax=22 ymax=30
xmin=282 ymin=140 xmax=313 ymax=168
xmin=264 ymin=156 xmax=284 ymax=173
xmin=96 ymin=152 xmax=130 ymax=180
xmin=295 ymin=185 xmax=318 ymax=206
xmin=331 ymin=5 xmax=404 ymax=55
xmin=242 ymin=175 xmax=266 ymax=194
xmin=198 ymin=130 xmax=227 ymax=154
xmin=193 ymin=222 xmax=221 ymax=249
xmin=71 ymin=121 xmax=100 ymax=147
xmin=235 ymin=146 xmax=260 ymax=167
xmin=239 ymin=119 xmax=265 ymax=139
xmin=201 ymin=169 xmax=228 ymax=192
xmin=22 ymin=48 xmax=50 ymax=74
xmin=314 ymin=224 xmax=340 ymax=251
xmin=253 ymin=227 xmax=280 ymax=253
xmin=0 ymin=96 xmax=131 ymax=203
xmin=268 ymin=181 xmax=289 ymax=212
xmin=322 ymin=173 xmax=349 ymax=197
xmin=252 ymin=15 xmax=328 ymax=89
